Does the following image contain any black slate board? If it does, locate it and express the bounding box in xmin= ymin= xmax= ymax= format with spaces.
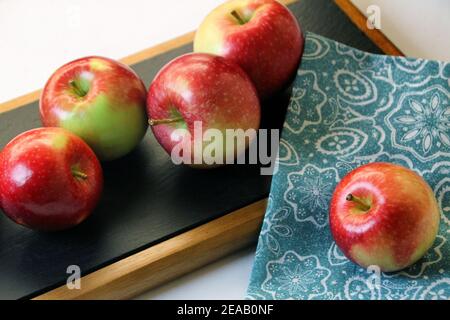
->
xmin=0 ymin=0 xmax=382 ymax=299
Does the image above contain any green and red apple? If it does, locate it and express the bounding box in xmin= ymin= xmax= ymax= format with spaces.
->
xmin=146 ymin=53 xmax=261 ymax=166
xmin=0 ymin=128 xmax=103 ymax=231
xmin=330 ymin=162 xmax=440 ymax=272
xmin=40 ymin=56 xmax=148 ymax=161
xmin=194 ymin=0 xmax=304 ymax=100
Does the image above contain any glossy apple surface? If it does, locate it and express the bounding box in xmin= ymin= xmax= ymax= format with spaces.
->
xmin=330 ymin=162 xmax=440 ymax=272
xmin=194 ymin=0 xmax=303 ymax=100
xmin=147 ymin=53 xmax=261 ymax=166
xmin=40 ymin=56 xmax=148 ymax=161
xmin=0 ymin=128 xmax=103 ymax=231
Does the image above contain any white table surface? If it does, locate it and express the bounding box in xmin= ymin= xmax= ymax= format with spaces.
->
xmin=0 ymin=0 xmax=449 ymax=300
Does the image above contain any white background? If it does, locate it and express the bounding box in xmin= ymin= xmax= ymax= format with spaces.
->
xmin=0 ymin=0 xmax=449 ymax=299
xmin=0 ymin=0 xmax=225 ymax=103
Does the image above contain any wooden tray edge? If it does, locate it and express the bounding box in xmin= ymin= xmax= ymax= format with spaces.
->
xmin=34 ymin=199 xmax=267 ymax=300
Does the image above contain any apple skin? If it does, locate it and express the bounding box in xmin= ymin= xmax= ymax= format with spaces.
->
xmin=0 ymin=128 xmax=103 ymax=231
xmin=147 ymin=53 xmax=261 ymax=166
xmin=330 ymin=162 xmax=440 ymax=272
xmin=40 ymin=56 xmax=148 ymax=161
xmin=194 ymin=0 xmax=303 ymax=100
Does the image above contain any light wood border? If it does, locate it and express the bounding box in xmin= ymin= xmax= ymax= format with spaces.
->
xmin=0 ymin=0 xmax=400 ymax=300
xmin=35 ymin=199 xmax=267 ymax=300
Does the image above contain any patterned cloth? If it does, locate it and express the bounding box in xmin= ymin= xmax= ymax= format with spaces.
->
xmin=247 ymin=32 xmax=450 ymax=300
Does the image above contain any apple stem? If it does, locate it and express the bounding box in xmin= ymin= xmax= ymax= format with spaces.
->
xmin=70 ymin=80 xmax=87 ymax=97
xmin=72 ymin=169 xmax=88 ymax=180
xmin=346 ymin=194 xmax=371 ymax=211
xmin=149 ymin=117 xmax=184 ymax=126
xmin=231 ymin=10 xmax=246 ymax=25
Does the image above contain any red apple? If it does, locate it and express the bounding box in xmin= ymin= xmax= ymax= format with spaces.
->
xmin=147 ymin=53 xmax=261 ymax=166
xmin=40 ymin=56 xmax=148 ymax=161
xmin=330 ymin=162 xmax=440 ymax=272
xmin=0 ymin=128 xmax=103 ymax=231
xmin=194 ymin=0 xmax=303 ymax=100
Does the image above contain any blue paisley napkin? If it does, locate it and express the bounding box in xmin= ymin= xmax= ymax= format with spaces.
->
xmin=247 ymin=32 xmax=450 ymax=300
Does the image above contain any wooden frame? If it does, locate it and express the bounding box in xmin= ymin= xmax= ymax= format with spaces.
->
xmin=0 ymin=0 xmax=402 ymax=299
